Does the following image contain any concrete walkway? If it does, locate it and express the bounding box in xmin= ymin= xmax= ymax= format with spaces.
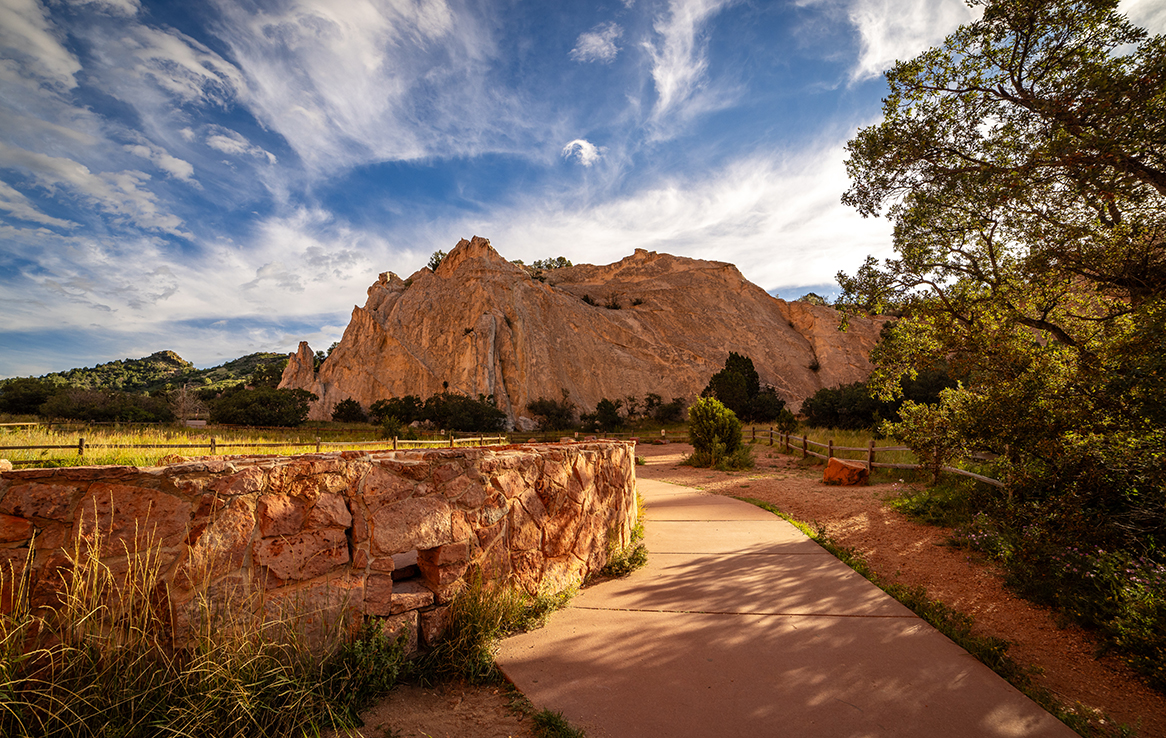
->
xmin=496 ymin=479 xmax=1076 ymax=738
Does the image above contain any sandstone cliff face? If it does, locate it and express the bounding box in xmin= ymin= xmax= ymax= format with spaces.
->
xmin=281 ymin=237 xmax=886 ymax=426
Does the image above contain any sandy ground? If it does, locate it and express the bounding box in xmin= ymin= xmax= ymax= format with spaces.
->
xmin=336 ymin=441 xmax=1166 ymax=738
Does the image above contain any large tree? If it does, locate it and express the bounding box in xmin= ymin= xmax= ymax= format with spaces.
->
xmin=839 ymin=0 xmax=1166 ymax=547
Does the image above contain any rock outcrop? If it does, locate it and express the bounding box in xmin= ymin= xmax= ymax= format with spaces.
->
xmin=281 ymin=236 xmax=887 ymax=426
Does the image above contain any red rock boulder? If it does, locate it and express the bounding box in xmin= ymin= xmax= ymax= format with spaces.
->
xmin=823 ymin=457 xmax=869 ymax=486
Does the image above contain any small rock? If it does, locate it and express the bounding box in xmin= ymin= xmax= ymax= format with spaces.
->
xmin=823 ymin=457 xmax=869 ymax=486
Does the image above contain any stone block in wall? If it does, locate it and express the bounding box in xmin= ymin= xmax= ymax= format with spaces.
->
xmin=257 ymin=494 xmax=306 ymax=538
xmin=360 ymin=465 xmax=419 ymax=509
xmin=420 ymin=559 xmax=469 ymax=588
xmin=543 ymin=555 xmax=588 ymax=594
xmin=0 ymin=514 xmax=32 ymax=544
xmin=420 ymin=605 xmax=450 ymax=647
xmin=490 ymin=469 xmax=527 ymax=499
xmin=0 ymin=482 xmax=80 ymax=522
xmin=178 ymin=497 xmax=256 ymax=590
xmin=510 ymin=550 xmax=544 ymax=595
xmin=305 ymin=493 xmax=352 ymax=529
xmin=262 ymin=573 xmax=365 ymax=649
xmin=389 ymin=579 xmax=434 ymax=615
xmin=418 ymin=540 xmax=470 ymax=567
xmin=74 ymin=483 xmax=192 ymax=558
xmin=371 ymin=497 xmax=452 ymax=556
xmin=542 ymin=507 xmax=584 ymax=559
xmin=212 ymin=466 xmax=266 ymax=496
xmin=254 ymin=528 xmax=349 ymax=581
xmin=364 ymin=573 xmax=395 ymax=616
xmin=508 ymin=503 xmax=541 ymax=552
xmin=382 ymin=610 xmax=420 ymax=655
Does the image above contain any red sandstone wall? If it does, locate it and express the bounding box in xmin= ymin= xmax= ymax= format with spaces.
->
xmin=0 ymin=441 xmax=637 ymax=648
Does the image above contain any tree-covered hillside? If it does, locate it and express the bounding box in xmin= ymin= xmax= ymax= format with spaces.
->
xmin=2 ymin=351 xmax=288 ymax=394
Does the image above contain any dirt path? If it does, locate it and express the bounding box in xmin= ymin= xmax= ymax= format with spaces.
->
xmin=636 ymin=442 xmax=1166 ymax=738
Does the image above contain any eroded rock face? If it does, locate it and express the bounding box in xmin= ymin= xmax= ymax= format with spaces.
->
xmin=281 ymin=236 xmax=887 ymax=424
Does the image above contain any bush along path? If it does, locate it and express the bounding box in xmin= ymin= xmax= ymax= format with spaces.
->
xmin=633 ymin=443 xmax=1166 ymax=738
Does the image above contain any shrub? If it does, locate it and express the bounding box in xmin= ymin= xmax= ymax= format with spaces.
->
xmin=527 ymin=390 xmax=575 ymax=430
xmin=701 ymin=352 xmax=786 ymax=422
xmin=379 ymin=415 xmax=420 ymax=440
xmin=208 ymin=387 xmax=317 ymax=427
xmin=688 ymin=397 xmax=741 ymax=456
xmin=331 ymin=397 xmax=367 ymax=423
xmin=0 ymin=377 xmax=59 ymax=415
xmin=593 ymin=398 xmax=623 ymax=431
xmin=39 ymin=388 xmax=176 ymax=423
xmin=369 ymin=395 xmax=424 ymax=425
xmin=422 ymin=391 xmax=507 ymax=432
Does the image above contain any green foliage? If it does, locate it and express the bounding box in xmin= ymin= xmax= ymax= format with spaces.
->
xmin=428 ymin=250 xmax=446 ymax=271
xmin=5 ymin=351 xmax=289 ymax=397
xmin=369 ymin=395 xmax=424 ymax=425
xmin=379 ymin=415 xmax=420 ymax=440
xmin=701 ymin=352 xmax=786 ymax=423
xmin=839 ymin=0 xmax=1166 ymax=561
xmin=603 ymin=294 xmax=621 ymax=309
xmin=800 ymin=365 xmax=954 ymax=430
xmin=422 ymin=391 xmax=507 ymax=432
xmin=532 ymin=709 xmax=587 ymax=738
xmin=880 ymin=392 xmax=968 ymax=485
xmin=0 ymin=377 xmax=60 ymax=415
xmin=208 ymin=387 xmax=318 ymax=427
xmin=527 ymin=389 xmax=576 ymax=430
xmin=415 ymin=576 xmax=573 ymax=685
xmin=581 ymin=294 xmax=596 ymax=306
xmin=250 ymin=357 xmax=287 ymax=388
xmin=685 ymin=397 xmax=752 ymax=470
xmin=795 ymin=292 xmax=828 ymax=305
xmin=39 ymin=388 xmax=176 ymax=423
xmin=331 ymin=397 xmax=367 ymax=423
xmin=530 ymin=256 xmax=572 ymax=269
xmin=319 ymin=619 xmax=409 ymax=724
xmin=593 ymin=398 xmax=623 ymax=431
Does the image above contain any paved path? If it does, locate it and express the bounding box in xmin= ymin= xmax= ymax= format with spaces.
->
xmin=496 ymin=479 xmax=1075 ymax=738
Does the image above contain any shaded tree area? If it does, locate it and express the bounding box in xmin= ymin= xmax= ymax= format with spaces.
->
xmin=369 ymin=391 xmax=506 ymax=433
xmin=701 ymin=352 xmax=787 ymax=423
xmin=800 ymin=363 xmax=955 ymax=430
xmin=207 ymin=387 xmax=318 ymax=427
xmin=838 ymin=0 xmax=1166 ymax=688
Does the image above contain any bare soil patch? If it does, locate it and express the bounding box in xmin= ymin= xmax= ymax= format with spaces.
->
xmin=329 ymin=679 xmax=537 ymax=738
xmin=636 ymin=441 xmax=1166 ymax=737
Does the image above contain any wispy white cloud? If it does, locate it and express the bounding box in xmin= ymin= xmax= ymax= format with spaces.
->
xmin=797 ymin=0 xmax=976 ymax=82
xmin=570 ymin=21 xmax=623 ymax=63
xmin=482 ymin=143 xmax=894 ymax=292
xmin=204 ymin=126 xmax=277 ymax=164
xmin=0 ymin=180 xmax=76 ymax=228
xmin=124 ymin=140 xmax=196 ymax=182
xmin=0 ymin=142 xmax=188 ymax=235
xmin=561 ymin=139 xmax=603 ymax=167
xmin=0 ymin=0 xmax=82 ymax=90
xmin=644 ymin=0 xmax=740 ymax=135
xmin=208 ymin=0 xmax=535 ymax=170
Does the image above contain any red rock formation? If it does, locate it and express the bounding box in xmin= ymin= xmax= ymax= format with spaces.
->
xmin=281 ymin=236 xmax=887 ymax=426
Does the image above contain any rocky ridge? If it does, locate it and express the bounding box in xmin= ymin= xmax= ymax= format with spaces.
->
xmin=281 ymin=237 xmax=886 ymax=427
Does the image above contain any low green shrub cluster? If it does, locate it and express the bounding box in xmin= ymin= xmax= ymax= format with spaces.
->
xmin=682 ymin=397 xmax=753 ymax=471
xmin=368 ymin=391 xmax=506 ymax=432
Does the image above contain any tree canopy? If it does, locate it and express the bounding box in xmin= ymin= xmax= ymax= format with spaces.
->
xmin=839 ymin=0 xmax=1166 ymax=551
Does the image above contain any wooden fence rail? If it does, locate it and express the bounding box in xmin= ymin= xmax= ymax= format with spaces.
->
xmin=754 ymin=428 xmax=1005 ymax=488
xmin=0 ymin=434 xmax=509 ymax=466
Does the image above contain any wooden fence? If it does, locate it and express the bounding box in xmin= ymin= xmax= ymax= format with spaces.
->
xmin=0 ymin=434 xmax=509 ymax=467
xmin=745 ymin=427 xmax=1004 ymax=488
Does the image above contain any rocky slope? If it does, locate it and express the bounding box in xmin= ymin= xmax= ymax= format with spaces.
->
xmin=280 ymin=237 xmax=886 ymax=427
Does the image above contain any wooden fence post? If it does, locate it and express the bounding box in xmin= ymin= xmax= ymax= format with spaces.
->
xmin=802 ymin=435 xmax=808 ymax=459
xmin=867 ymin=439 xmax=875 ymax=473
xmin=393 ymin=436 xmax=398 ymax=451
xmin=78 ymin=437 xmax=85 ymax=457
xmin=828 ymin=439 xmax=834 ymax=459
xmin=316 ymin=436 xmax=321 ymax=453
xmin=768 ymin=427 xmax=773 ymax=446
xmin=210 ymin=437 xmax=217 ymax=455
xmin=449 ymin=435 xmax=455 ymax=448
xmin=751 ymin=427 xmax=756 ymax=442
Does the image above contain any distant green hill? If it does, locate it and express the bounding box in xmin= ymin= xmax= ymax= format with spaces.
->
xmin=18 ymin=350 xmax=288 ymax=393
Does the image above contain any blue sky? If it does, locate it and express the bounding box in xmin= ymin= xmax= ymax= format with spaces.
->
xmin=2 ymin=0 xmax=1163 ymax=377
